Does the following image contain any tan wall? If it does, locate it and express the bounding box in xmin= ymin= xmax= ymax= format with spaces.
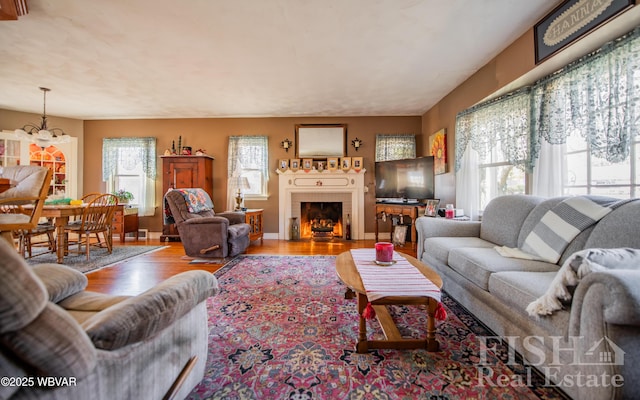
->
xmin=83 ymin=116 xmax=422 ymax=234
xmin=421 ymin=6 xmax=640 ymax=207
xmin=421 ymin=30 xmax=535 ymax=206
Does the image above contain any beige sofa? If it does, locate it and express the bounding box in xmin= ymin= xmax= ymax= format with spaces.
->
xmin=0 ymin=238 xmax=218 ymax=400
xmin=416 ymin=194 xmax=640 ymax=400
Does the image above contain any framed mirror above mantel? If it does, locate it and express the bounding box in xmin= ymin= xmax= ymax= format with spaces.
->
xmin=295 ymin=124 xmax=346 ymax=159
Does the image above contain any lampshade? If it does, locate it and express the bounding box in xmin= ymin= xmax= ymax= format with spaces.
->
xmin=15 ymin=87 xmax=71 ymax=148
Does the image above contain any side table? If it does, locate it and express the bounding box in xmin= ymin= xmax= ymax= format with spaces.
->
xmin=243 ymin=208 xmax=264 ymax=243
xmin=374 ymin=203 xmax=425 ymax=249
xmin=113 ymin=205 xmax=139 ymax=242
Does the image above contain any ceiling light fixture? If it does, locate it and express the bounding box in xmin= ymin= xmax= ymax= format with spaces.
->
xmin=15 ymin=87 xmax=71 ymax=148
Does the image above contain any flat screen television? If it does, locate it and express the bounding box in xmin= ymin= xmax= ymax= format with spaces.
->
xmin=374 ymin=156 xmax=435 ymax=203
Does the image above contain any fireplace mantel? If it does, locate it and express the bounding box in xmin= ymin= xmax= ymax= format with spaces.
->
xmin=277 ymin=169 xmax=366 ymax=240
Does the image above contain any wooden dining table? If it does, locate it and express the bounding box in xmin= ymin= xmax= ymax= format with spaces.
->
xmin=0 ymin=178 xmax=12 ymax=193
xmin=38 ymin=204 xmax=85 ymax=263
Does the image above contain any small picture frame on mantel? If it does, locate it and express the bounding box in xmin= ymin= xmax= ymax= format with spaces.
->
xmin=327 ymin=157 xmax=338 ymax=171
xmin=290 ymin=159 xmax=300 ymax=171
xmin=278 ymin=159 xmax=289 ymax=172
xmin=341 ymin=157 xmax=351 ymax=171
xmin=352 ymin=157 xmax=363 ymax=172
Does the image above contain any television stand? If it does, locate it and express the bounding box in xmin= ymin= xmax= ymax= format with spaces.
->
xmin=374 ymin=203 xmax=426 ymax=250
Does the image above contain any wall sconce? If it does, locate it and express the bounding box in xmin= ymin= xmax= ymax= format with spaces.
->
xmin=351 ymin=138 xmax=363 ymax=151
xmin=280 ymin=138 xmax=293 ymax=152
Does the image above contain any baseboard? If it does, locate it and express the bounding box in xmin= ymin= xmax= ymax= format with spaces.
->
xmin=125 ymin=229 xmax=149 ymax=239
xmin=147 ymin=232 xmax=384 ymax=241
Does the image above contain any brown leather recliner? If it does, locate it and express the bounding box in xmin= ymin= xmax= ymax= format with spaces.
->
xmin=164 ymin=188 xmax=250 ymax=258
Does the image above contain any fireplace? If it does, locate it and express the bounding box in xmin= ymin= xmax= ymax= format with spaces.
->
xmin=277 ymin=168 xmax=366 ymax=240
xmin=300 ymin=202 xmax=343 ymax=239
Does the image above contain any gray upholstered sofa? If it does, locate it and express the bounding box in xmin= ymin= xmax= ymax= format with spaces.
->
xmin=0 ymin=238 xmax=218 ymax=400
xmin=416 ymin=194 xmax=640 ymax=400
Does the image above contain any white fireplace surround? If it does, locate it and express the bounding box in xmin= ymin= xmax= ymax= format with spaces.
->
xmin=277 ymin=169 xmax=366 ymax=240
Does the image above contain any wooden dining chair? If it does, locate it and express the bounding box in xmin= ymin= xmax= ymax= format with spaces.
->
xmin=63 ymin=193 xmax=118 ymax=260
xmin=75 ymin=192 xmax=109 ymax=239
xmin=81 ymin=192 xmax=103 ymax=203
xmin=0 ymin=166 xmax=52 ymax=250
xmin=14 ymin=220 xmax=56 ymax=259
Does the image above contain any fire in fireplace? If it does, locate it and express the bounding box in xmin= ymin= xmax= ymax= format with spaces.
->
xmin=300 ymin=202 xmax=343 ymax=239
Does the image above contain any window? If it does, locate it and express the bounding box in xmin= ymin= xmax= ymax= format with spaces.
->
xmin=456 ymin=27 xmax=640 ymax=217
xmin=375 ymin=134 xmax=416 ymax=161
xmin=531 ymin=27 xmax=640 ymax=199
xmin=563 ymin=131 xmax=639 ymax=198
xmin=102 ymin=138 xmax=156 ymax=216
xmin=455 ymin=88 xmax=530 ymax=218
xmin=227 ymin=136 xmax=269 ymax=210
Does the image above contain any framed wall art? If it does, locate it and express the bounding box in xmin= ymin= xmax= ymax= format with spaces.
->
xmin=429 ymin=128 xmax=447 ymax=175
xmin=534 ymin=0 xmax=634 ymax=64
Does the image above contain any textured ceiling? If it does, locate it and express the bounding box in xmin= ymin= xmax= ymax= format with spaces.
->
xmin=0 ymin=0 xmax=556 ymax=120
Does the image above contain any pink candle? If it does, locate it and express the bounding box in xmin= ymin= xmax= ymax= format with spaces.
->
xmin=375 ymin=242 xmax=394 ymax=263
xmin=445 ymin=204 xmax=455 ymax=219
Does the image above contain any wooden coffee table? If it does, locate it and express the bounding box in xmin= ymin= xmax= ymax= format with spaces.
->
xmin=335 ymin=251 xmax=443 ymax=353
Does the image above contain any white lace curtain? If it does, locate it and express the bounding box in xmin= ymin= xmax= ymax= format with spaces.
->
xmin=454 ymin=88 xmax=531 ymax=219
xmin=374 ymin=134 xmax=416 ymax=161
xmin=530 ymin=27 xmax=640 ymax=196
xmin=531 ymin=27 xmax=640 ymax=164
xmin=455 ymin=87 xmax=532 ymax=172
xmin=102 ymin=137 xmax=156 ymax=180
xmin=227 ymin=135 xmax=269 ymax=211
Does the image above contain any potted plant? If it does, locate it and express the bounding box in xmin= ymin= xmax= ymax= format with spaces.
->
xmin=112 ymin=189 xmax=134 ymax=204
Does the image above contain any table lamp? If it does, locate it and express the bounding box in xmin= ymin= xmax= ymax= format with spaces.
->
xmin=234 ymin=176 xmax=250 ymax=210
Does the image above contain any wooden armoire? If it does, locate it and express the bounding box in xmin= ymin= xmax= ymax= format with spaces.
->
xmin=161 ymin=155 xmax=214 ymax=241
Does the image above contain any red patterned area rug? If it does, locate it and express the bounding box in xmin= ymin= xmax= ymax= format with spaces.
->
xmin=188 ymin=255 xmax=567 ymax=400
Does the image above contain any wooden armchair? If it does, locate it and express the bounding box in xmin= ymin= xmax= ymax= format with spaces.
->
xmin=0 ymin=165 xmax=52 ymax=249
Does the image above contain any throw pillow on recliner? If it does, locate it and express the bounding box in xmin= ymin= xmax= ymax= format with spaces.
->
xmin=32 ymin=264 xmax=88 ymax=303
xmin=82 ymin=270 xmax=218 ymax=350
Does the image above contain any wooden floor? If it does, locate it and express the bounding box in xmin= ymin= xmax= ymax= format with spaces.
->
xmin=86 ymin=238 xmax=417 ymax=296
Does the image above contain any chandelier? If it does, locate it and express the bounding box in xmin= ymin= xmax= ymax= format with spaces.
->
xmin=15 ymin=87 xmax=71 ymax=148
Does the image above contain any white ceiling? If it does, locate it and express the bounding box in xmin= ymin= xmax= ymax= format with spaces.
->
xmin=0 ymin=0 xmax=557 ymax=120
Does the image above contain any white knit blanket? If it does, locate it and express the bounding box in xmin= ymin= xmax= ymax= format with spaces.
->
xmin=350 ymin=249 xmax=441 ymax=302
xmin=526 ymin=248 xmax=640 ymax=317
